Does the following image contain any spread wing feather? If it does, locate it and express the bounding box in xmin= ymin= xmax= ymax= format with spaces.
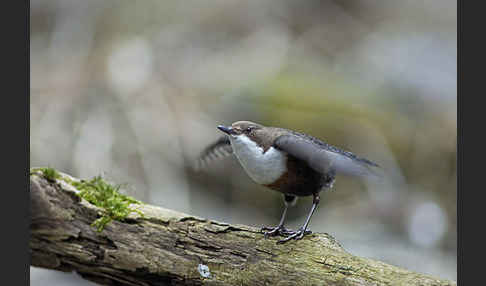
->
xmin=194 ymin=136 xmax=233 ymax=171
xmin=273 ymin=132 xmax=381 ymax=179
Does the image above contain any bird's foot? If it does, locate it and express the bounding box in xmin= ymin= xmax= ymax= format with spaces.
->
xmin=276 ymin=228 xmax=312 ymax=244
xmin=261 ymin=225 xmax=295 ymax=238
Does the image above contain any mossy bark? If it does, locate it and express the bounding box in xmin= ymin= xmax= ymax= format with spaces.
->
xmin=30 ymin=170 xmax=456 ymax=286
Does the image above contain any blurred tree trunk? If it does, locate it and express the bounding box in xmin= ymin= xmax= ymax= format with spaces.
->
xmin=30 ymin=170 xmax=455 ymax=286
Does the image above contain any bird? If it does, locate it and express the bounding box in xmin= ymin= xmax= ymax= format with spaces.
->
xmin=196 ymin=121 xmax=381 ymax=244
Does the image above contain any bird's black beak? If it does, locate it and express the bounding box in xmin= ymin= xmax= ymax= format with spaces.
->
xmin=217 ymin=125 xmax=236 ymax=135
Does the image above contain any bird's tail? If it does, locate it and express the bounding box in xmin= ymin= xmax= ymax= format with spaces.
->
xmin=331 ymin=154 xmax=384 ymax=181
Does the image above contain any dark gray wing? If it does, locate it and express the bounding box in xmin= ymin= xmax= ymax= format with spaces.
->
xmin=194 ymin=136 xmax=233 ymax=171
xmin=274 ymin=133 xmax=381 ymax=178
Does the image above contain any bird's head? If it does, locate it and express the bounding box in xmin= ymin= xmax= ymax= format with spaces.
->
xmin=217 ymin=121 xmax=264 ymax=138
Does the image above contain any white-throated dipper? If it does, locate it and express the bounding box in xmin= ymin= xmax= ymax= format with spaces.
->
xmin=197 ymin=121 xmax=380 ymax=243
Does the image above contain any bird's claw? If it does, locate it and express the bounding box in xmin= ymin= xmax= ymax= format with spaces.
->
xmin=261 ymin=225 xmax=295 ymax=238
xmin=276 ymin=228 xmax=312 ymax=244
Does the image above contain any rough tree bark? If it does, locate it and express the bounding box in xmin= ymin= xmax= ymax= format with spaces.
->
xmin=30 ymin=170 xmax=456 ymax=286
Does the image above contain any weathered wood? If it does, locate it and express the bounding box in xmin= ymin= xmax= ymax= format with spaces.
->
xmin=30 ymin=170 xmax=456 ymax=286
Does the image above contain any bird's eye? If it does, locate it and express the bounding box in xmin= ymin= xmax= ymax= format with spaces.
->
xmin=245 ymin=127 xmax=253 ymax=133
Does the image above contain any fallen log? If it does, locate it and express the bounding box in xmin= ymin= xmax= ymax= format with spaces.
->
xmin=30 ymin=168 xmax=456 ymax=286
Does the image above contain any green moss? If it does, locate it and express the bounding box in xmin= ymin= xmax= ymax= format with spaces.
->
xmin=30 ymin=167 xmax=145 ymax=232
xmin=31 ymin=167 xmax=62 ymax=182
xmin=70 ymin=176 xmax=144 ymax=232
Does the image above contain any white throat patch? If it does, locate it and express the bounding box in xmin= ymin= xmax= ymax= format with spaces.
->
xmin=229 ymin=134 xmax=287 ymax=185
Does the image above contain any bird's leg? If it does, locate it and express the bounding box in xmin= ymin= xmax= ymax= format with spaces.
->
xmin=277 ymin=193 xmax=320 ymax=244
xmin=261 ymin=205 xmax=289 ymax=237
xmin=261 ymin=195 xmax=296 ymax=237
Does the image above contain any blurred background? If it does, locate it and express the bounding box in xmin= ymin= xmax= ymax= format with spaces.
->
xmin=30 ymin=0 xmax=457 ymax=284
